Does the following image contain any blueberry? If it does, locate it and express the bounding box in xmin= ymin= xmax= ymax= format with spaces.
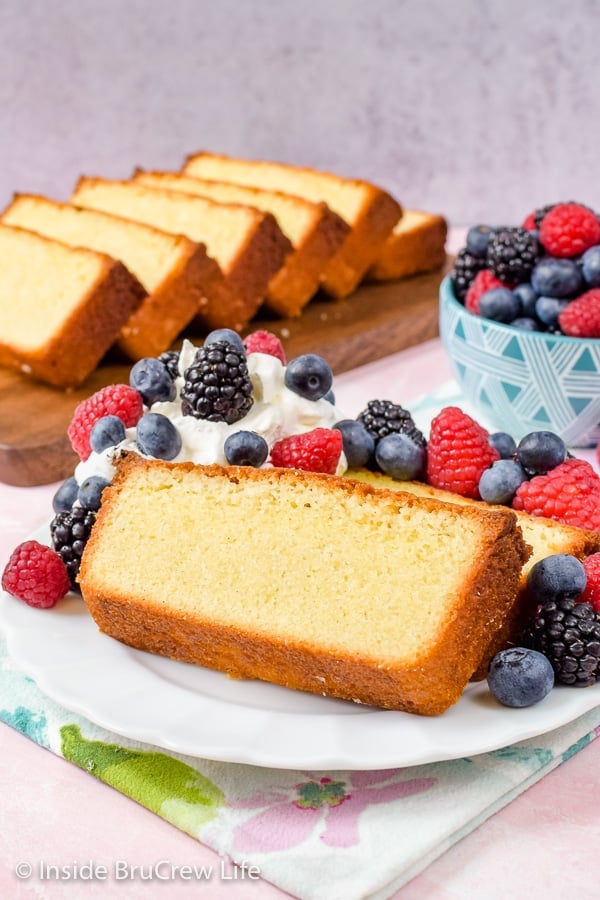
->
xmin=478 ymin=459 xmax=527 ymax=505
xmin=488 ymin=431 xmax=517 ymax=459
xmin=511 ymin=317 xmax=541 ymax=331
xmin=581 ymin=245 xmax=600 ymax=287
xmin=52 ymin=476 xmax=79 ymax=513
xmin=526 ymin=554 xmax=587 ymax=604
xmin=130 ymin=358 xmax=176 ymax=406
xmin=466 ymin=224 xmax=494 ymax=258
xmin=203 ymin=329 xmax=245 ymax=353
xmin=89 ymin=415 xmax=126 ymax=453
xmin=136 ymin=413 xmax=182 ymax=460
xmin=479 ymin=288 xmax=521 ymax=323
xmin=513 ymin=282 xmax=538 ymax=317
xmin=333 ymin=419 xmax=375 ymax=468
xmin=516 ymin=431 xmax=566 ymax=475
xmin=324 ymin=389 xmax=336 ymax=405
xmin=374 ymin=433 xmax=425 ymax=480
xmin=223 ymin=430 xmax=268 ymax=467
xmin=487 ymin=647 xmax=554 ymax=708
xmin=284 ymin=354 xmax=333 ymax=401
xmin=78 ymin=475 xmax=111 ymax=511
xmin=531 ymin=257 xmax=583 ymax=298
xmin=535 ymin=296 xmax=570 ymax=328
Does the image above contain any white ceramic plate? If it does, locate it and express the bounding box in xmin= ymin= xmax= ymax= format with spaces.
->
xmin=2 ymin=524 xmax=600 ymax=770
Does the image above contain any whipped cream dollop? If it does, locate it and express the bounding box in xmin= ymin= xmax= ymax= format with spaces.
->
xmin=75 ymin=341 xmax=348 ymax=483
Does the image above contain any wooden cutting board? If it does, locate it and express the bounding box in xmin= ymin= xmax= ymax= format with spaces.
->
xmin=0 ymin=267 xmax=446 ymax=487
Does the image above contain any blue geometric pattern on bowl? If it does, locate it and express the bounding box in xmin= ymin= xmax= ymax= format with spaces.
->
xmin=439 ymin=277 xmax=600 ymax=447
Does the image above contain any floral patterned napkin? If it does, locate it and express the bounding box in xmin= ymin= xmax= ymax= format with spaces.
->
xmin=2 ymin=633 xmax=600 ymax=900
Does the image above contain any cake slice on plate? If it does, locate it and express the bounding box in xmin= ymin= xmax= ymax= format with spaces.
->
xmin=79 ymin=456 xmax=530 ymax=715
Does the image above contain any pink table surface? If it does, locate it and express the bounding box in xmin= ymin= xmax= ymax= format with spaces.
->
xmin=2 ymin=337 xmax=600 ymax=898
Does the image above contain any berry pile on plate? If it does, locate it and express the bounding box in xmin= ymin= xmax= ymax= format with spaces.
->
xmin=451 ymin=202 xmax=600 ymax=337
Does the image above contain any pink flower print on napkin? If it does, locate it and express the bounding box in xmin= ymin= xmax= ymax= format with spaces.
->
xmin=229 ymin=770 xmax=436 ymax=854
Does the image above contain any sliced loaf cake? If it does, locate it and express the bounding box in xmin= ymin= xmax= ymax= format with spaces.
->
xmin=132 ymin=170 xmax=350 ymax=317
xmin=71 ymin=177 xmax=293 ymax=332
xmin=367 ymin=210 xmax=448 ymax=281
xmin=0 ymin=223 xmax=146 ymax=387
xmin=79 ymin=456 xmax=530 ymax=715
xmin=182 ymin=151 xmax=402 ymax=299
xmin=1 ymin=195 xmax=221 ymax=359
xmin=348 ymin=468 xmax=600 ymax=674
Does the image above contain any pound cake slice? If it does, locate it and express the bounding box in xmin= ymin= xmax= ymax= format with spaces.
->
xmin=0 ymin=224 xmax=145 ymax=387
xmin=79 ymin=456 xmax=530 ymax=715
xmin=182 ymin=151 xmax=402 ymax=299
xmin=133 ymin=170 xmax=350 ymax=317
xmin=367 ymin=210 xmax=448 ymax=281
xmin=348 ymin=468 xmax=600 ymax=674
xmin=1 ymin=195 xmax=221 ymax=359
xmin=71 ymin=177 xmax=292 ymax=332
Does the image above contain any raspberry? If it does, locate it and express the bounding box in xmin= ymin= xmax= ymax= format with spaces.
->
xmin=558 ymin=289 xmax=600 ymax=337
xmin=243 ymin=330 xmax=286 ymax=364
xmin=465 ymin=269 xmax=506 ymax=314
xmin=522 ymin=212 xmax=537 ymax=231
xmin=512 ymin=458 xmax=600 ymax=532
xmin=540 ymin=203 xmax=600 ymax=258
xmin=270 ymin=427 xmax=343 ymax=475
xmin=426 ymin=406 xmax=500 ymax=499
xmin=579 ymin=553 xmax=600 ymax=613
xmin=68 ymin=384 xmax=143 ymax=461
xmin=2 ymin=540 xmax=70 ymax=608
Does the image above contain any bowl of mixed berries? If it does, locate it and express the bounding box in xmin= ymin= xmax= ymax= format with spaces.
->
xmin=442 ymin=201 xmax=600 ymax=447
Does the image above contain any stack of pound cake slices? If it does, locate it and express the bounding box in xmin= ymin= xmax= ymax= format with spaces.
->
xmin=79 ymin=456 xmax=531 ymax=716
xmin=2 ymin=195 xmax=223 ymax=359
xmin=0 ymin=150 xmax=447 ymax=389
xmin=183 ymin=151 xmax=404 ymax=298
xmin=70 ymin=177 xmax=293 ymax=334
xmin=0 ymin=222 xmax=146 ymax=387
xmin=131 ymin=170 xmax=351 ymax=317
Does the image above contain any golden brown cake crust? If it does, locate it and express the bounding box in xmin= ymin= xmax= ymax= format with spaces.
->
xmin=346 ymin=467 xmax=600 ymax=677
xmin=117 ymin=240 xmax=222 ymax=358
xmin=367 ymin=211 xmax=448 ymax=281
xmin=0 ymin=228 xmax=146 ymax=387
xmin=223 ymin=211 xmax=293 ymax=324
xmin=80 ymin=457 xmax=530 ymax=716
xmin=72 ymin=176 xmax=292 ymax=333
xmin=132 ymin=170 xmax=350 ymax=318
xmin=320 ymin=188 xmax=402 ymax=299
xmin=182 ymin=151 xmax=402 ymax=300
xmin=264 ymin=203 xmax=350 ymax=317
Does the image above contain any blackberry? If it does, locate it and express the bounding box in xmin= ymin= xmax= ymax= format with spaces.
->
xmin=158 ymin=350 xmax=181 ymax=381
xmin=50 ymin=505 xmax=96 ymax=589
xmin=180 ymin=340 xmax=253 ymax=424
xmin=450 ymin=247 xmax=487 ymax=301
xmin=357 ymin=400 xmax=426 ymax=449
xmin=533 ymin=203 xmax=557 ymax=229
xmin=487 ymin=227 xmax=541 ymax=286
xmin=523 ymin=597 xmax=600 ymax=687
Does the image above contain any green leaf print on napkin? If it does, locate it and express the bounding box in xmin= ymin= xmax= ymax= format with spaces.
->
xmin=60 ymin=724 xmax=224 ymax=835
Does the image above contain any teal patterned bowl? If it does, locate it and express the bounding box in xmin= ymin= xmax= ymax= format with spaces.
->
xmin=439 ymin=277 xmax=600 ymax=447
